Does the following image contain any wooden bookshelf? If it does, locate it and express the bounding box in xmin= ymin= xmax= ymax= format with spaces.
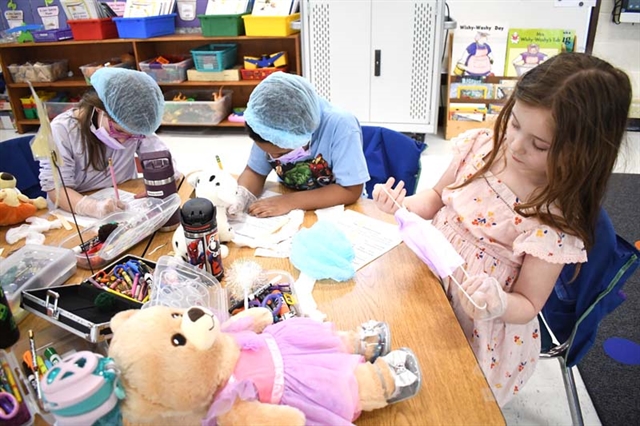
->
xmin=0 ymin=33 xmax=301 ymax=134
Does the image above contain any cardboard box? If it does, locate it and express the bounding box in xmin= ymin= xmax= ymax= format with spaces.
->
xmin=187 ymin=65 xmax=241 ymax=82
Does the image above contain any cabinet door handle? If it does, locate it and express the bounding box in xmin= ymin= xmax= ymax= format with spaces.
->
xmin=374 ymin=50 xmax=381 ymax=77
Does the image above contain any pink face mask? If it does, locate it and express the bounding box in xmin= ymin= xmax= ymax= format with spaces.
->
xmin=381 ymin=186 xmax=487 ymax=310
xmin=90 ymin=108 xmax=142 ymax=150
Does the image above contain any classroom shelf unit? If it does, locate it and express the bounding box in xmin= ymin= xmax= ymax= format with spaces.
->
xmin=0 ymin=33 xmax=301 ymax=134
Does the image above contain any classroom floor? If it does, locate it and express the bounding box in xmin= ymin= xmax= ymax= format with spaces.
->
xmin=2 ymin=125 xmax=639 ymax=424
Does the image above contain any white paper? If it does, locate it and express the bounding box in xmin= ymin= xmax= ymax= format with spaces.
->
xmin=252 ymin=0 xmax=292 ymax=16
xmin=332 ymin=209 xmax=402 ymax=271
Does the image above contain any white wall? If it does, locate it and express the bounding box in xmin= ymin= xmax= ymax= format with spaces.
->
xmin=592 ymin=1 xmax=640 ymax=102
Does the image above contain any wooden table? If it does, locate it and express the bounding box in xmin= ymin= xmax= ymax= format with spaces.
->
xmin=4 ymin=180 xmax=504 ymax=425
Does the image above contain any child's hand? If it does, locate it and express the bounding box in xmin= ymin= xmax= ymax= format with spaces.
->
xmin=75 ymin=196 xmax=126 ymax=218
xmin=228 ymin=186 xmax=257 ymax=217
xmin=247 ymin=195 xmax=293 ymax=218
xmin=458 ymin=275 xmax=508 ymax=321
xmin=372 ymin=177 xmax=406 ymax=214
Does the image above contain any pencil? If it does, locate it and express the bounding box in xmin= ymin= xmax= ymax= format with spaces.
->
xmin=28 ymin=330 xmax=42 ymax=403
xmin=108 ymin=157 xmax=120 ymax=202
xmin=216 ymin=155 xmax=223 ymax=170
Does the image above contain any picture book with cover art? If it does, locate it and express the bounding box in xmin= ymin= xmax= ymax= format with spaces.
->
xmin=450 ymin=22 xmax=508 ymax=78
xmin=504 ymin=28 xmax=567 ymax=77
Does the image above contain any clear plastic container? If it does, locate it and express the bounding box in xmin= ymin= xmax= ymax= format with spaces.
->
xmin=0 ymin=244 xmax=76 ymax=316
xmin=162 ymin=89 xmax=232 ymax=125
xmin=58 ymin=194 xmax=181 ymax=270
xmin=143 ymin=256 xmax=228 ymax=321
xmin=44 ymin=102 xmax=79 ymax=120
xmin=79 ymin=60 xmax=135 ymax=84
xmin=139 ymin=56 xmax=193 ymax=84
xmin=7 ymin=59 xmax=69 ymax=83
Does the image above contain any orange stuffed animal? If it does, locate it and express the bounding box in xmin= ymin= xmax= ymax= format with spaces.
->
xmin=0 ymin=172 xmax=47 ymax=226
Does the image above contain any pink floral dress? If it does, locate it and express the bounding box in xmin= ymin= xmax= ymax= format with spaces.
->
xmin=432 ymin=129 xmax=587 ymax=406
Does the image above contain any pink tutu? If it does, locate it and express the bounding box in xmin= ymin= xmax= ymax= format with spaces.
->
xmin=203 ymin=318 xmax=363 ymax=426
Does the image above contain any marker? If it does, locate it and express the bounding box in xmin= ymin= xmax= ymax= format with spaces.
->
xmin=44 ymin=347 xmax=61 ymax=365
xmin=215 ymin=155 xmax=223 ymax=170
xmin=36 ymin=356 xmax=47 ymax=375
xmin=21 ymin=361 xmax=38 ymax=393
xmin=1 ymin=360 xmax=22 ymax=403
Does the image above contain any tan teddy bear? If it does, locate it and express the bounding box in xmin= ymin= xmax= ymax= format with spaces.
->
xmin=108 ymin=306 xmax=422 ymax=425
xmin=0 ymin=172 xmax=47 ymax=226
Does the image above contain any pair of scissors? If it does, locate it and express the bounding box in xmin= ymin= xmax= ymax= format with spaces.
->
xmin=0 ymin=391 xmax=18 ymax=420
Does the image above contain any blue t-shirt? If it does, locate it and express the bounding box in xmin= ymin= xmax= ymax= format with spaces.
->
xmin=247 ymin=99 xmax=370 ymax=191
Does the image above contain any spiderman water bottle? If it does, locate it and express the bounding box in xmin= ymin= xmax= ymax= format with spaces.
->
xmin=180 ymin=198 xmax=224 ymax=281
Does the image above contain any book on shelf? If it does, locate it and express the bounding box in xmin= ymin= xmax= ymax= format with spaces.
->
xmin=252 ymin=0 xmax=295 ymax=16
xmin=204 ymin=0 xmax=252 ymax=15
xmin=450 ymin=22 xmax=508 ymax=78
xmin=504 ymin=28 xmax=567 ymax=77
xmin=123 ymin=0 xmax=176 ymax=17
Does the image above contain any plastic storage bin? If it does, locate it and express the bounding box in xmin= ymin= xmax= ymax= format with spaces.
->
xmin=144 ymin=255 xmax=228 ymax=321
xmin=8 ymin=59 xmax=68 ymax=83
xmin=68 ymin=18 xmax=118 ymax=40
xmin=241 ymin=66 xmax=287 ymax=80
xmin=242 ymin=13 xmax=300 ymax=37
xmin=191 ymin=43 xmax=237 ymax=72
xmin=80 ymin=60 xmax=135 ymax=84
xmin=162 ymin=89 xmax=232 ymax=125
xmin=0 ymin=244 xmax=77 ymax=315
xmin=0 ymin=349 xmax=56 ymax=426
xmin=58 ymin=193 xmax=181 ymax=270
xmin=32 ymin=27 xmax=73 ymax=43
xmin=139 ymin=56 xmax=193 ymax=84
xmin=198 ymin=13 xmax=248 ymax=36
xmin=113 ymin=14 xmax=176 ymax=39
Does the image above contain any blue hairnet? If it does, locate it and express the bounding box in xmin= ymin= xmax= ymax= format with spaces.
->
xmin=290 ymin=220 xmax=355 ymax=282
xmin=90 ymin=68 xmax=164 ymax=136
xmin=244 ymin=73 xmax=321 ymax=149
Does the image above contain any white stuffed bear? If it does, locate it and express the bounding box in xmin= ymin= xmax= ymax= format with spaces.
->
xmin=187 ymin=167 xmax=237 ymax=243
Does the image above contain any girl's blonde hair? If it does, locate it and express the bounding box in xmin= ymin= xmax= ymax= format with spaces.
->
xmin=460 ymin=53 xmax=631 ymax=250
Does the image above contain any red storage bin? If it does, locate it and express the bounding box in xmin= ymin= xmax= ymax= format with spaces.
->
xmin=68 ymin=18 xmax=118 ymax=41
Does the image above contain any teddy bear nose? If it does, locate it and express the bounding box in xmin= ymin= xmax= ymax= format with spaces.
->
xmin=187 ymin=307 xmax=205 ymax=322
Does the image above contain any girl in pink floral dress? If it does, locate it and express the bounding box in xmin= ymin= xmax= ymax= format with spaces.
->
xmin=372 ymin=53 xmax=632 ymax=406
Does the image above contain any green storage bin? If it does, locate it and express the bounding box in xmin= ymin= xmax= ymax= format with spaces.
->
xmin=198 ymin=13 xmax=248 ymax=37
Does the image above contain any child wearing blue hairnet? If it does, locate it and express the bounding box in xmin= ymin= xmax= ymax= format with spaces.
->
xmin=38 ymin=68 xmax=178 ymax=218
xmin=228 ymin=73 xmax=370 ymax=218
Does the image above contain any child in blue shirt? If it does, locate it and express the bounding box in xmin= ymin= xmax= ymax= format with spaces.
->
xmin=229 ymin=73 xmax=370 ymax=218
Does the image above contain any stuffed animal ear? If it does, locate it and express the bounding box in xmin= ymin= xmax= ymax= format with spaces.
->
xmin=110 ymin=310 xmax=138 ymax=333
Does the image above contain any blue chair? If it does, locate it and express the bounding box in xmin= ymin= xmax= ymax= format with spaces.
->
xmin=0 ymin=135 xmax=45 ymax=199
xmin=539 ymin=208 xmax=639 ymax=425
xmin=361 ymin=126 xmax=426 ymax=199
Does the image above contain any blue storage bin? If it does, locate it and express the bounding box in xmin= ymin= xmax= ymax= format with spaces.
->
xmin=113 ymin=14 xmax=176 ymax=39
xmin=33 ymin=27 xmax=73 ymax=43
xmin=191 ymin=44 xmax=238 ymax=72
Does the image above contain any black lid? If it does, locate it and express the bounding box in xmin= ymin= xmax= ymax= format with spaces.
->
xmin=180 ymin=198 xmax=217 ymax=227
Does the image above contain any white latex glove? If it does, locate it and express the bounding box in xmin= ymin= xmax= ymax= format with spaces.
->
xmin=458 ymin=275 xmax=508 ymax=321
xmin=25 ymin=217 xmax=62 ymax=232
xmin=227 ymin=186 xmax=257 ymax=217
xmin=75 ymin=196 xmax=125 ymax=219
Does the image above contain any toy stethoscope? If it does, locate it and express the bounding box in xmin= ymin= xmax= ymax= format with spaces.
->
xmin=0 ymin=391 xmax=19 ymax=420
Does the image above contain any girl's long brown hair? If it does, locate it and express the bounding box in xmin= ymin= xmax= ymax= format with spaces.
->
xmin=458 ymin=53 xmax=631 ymax=251
xmin=74 ymin=90 xmax=109 ymax=172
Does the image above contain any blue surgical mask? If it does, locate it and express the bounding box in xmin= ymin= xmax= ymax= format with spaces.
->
xmin=270 ymin=144 xmax=310 ymax=164
xmin=90 ymin=108 xmax=126 ymax=150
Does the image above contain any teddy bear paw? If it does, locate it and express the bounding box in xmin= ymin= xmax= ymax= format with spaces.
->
xmin=381 ymin=348 xmax=422 ymax=404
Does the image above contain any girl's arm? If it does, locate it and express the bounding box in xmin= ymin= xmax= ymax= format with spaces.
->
xmin=375 ymin=154 xmax=457 ymax=220
xmin=500 ymin=255 xmax=564 ymax=324
xmin=48 ymin=188 xmax=83 ymax=212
